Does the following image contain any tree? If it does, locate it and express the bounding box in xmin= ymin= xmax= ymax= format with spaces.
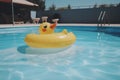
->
xmin=116 ymin=3 xmax=120 ymax=7
xmin=49 ymin=4 xmax=56 ymax=11
xmin=68 ymin=4 xmax=71 ymax=9
xmin=57 ymin=7 xmax=67 ymax=11
xmin=27 ymin=0 xmax=46 ymax=11
xmin=37 ymin=0 xmax=45 ymax=11
xmin=56 ymin=5 xmax=71 ymax=11
xmin=99 ymin=4 xmax=108 ymax=8
xmin=109 ymin=4 xmax=115 ymax=8
xmin=93 ymin=4 xmax=97 ymax=8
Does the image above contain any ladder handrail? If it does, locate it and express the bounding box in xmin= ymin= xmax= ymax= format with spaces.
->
xmin=97 ymin=11 xmax=106 ymax=27
xmin=101 ymin=11 xmax=106 ymax=21
xmin=98 ymin=11 xmax=103 ymax=22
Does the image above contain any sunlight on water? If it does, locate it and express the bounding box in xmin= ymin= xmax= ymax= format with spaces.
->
xmin=0 ymin=27 xmax=120 ymax=80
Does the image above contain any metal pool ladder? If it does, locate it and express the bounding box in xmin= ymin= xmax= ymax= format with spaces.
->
xmin=97 ymin=11 xmax=106 ymax=27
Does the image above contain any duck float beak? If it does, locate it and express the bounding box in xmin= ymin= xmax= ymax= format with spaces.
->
xmin=42 ymin=28 xmax=46 ymax=32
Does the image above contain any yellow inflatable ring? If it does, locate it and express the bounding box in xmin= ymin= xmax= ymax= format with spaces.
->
xmin=25 ymin=29 xmax=76 ymax=48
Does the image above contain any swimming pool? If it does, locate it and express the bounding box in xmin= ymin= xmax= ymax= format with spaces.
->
xmin=0 ymin=26 xmax=120 ymax=80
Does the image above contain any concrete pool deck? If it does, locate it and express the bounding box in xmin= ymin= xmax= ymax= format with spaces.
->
xmin=0 ymin=23 xmax=120 ymax=28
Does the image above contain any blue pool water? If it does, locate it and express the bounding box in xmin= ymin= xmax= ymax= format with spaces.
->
xmin=0 ymin=26 xmax=120 ymax=80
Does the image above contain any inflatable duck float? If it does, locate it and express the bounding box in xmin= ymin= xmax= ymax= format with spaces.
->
xmin=25 ymin=18 xmax=76 ymax=49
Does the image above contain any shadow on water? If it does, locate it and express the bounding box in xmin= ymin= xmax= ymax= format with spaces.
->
xmin=17 ymin=45 xmax=28 ymax=54
xmin=97 ymin=27 xmax=120 ymax=37
xmin=17 ymin=45 xmax=71 ymax=55
xmin=104 ymin=32 xmax=120 ymax=37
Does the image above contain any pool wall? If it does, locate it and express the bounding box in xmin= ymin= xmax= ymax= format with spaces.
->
xmin=37 ymin=7 xmax=120 ymax=23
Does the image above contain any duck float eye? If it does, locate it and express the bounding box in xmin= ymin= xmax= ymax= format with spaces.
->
xmin=44 ymin=25 xmax=47 ymax=28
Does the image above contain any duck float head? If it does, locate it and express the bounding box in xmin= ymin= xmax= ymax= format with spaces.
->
xmin=39 ymin=22 xmax=57 ymax=34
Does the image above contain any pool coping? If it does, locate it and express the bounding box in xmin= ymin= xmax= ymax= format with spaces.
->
xmin=0 ymin=23 xmax=120 ymax=28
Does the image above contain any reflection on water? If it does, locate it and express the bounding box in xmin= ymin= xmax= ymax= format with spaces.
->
xmin=17 ymin=45 xmax=72 ymax=55
xmin=0 ymin=44 xmax=120 ymax=80
xmin=0 ymin=27 xmax=120 ymax=80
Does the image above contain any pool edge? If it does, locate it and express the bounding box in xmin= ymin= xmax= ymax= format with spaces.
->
xmin=0 ymin=23 xmax=120 ymax=28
